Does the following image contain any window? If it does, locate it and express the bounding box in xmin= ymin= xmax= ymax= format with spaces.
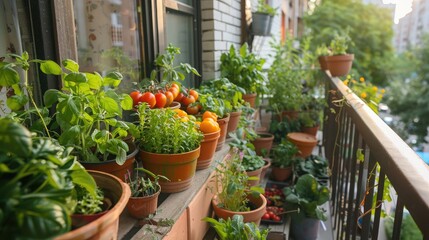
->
xmin=73 ymin=0 xmax=141 ymax=93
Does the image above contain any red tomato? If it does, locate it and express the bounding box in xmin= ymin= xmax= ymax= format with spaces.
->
xmin=139 ymin=92 xmax=156 ymax=108
xmin=262 ymin=213 xmax=270 ymax=220
xmin=189 ymin=89 xmax=199 ymax=101
xmin=171 ymin=83 xmax=180 ymax=90
xmin=272 ymin=215 xmax=281 ymax=222
xmin=175 ymin=92 xmax=184 ymax=102
xmin=186 ymin=105 xmax=199 ymax=115
xmin=130 ymin=91 xmax=142 ymax=107
xmin=168 ymin=87 xmax=179 ymax=99
xmin=165 ymin=91 xmax=174 ymax=106
xmin=155 ymin=92 xmax=167 ymax=108
xmin=182 ymin=95 xmax=195 ymax=106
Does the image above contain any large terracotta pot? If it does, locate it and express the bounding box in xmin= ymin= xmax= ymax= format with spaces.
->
xmin=246 ymin=167 xmax=262 ymax=186
xmin=212 ymin=193 xmax=267 ymax=225
xmin=318 ymin=55 xmax=328 ymax=71
xmin=270 ymin=166 xmax=293 ymax=182
xmin=81 ymin=145 xmax=139 ymax=182
xmin=56 ymin=170 xmax=130 ymax=240
xmin=287 ymin=132 xmax=318 ymax=158
xmin=226 ymin=111 xmax=242 ymax=135
xmin=325 ymin=54 xmax=354 ymax=77
xmin=251 ymin=133 xmax=274 ymax=157
xmin=126 ymin=184 xmax=161 ymax=219
xmin=216 ymin=114 xmax=230 ymax=151
xmin=139 ymin=146 xmax=200 ymax=193
xmin=197 ymin=130 xmax=220 ymax=170
xmin=242 ymin=93 xmax=257 ymax=108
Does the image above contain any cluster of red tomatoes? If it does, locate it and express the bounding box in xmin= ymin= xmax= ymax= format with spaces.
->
xmin=261 ymin=206 xmax=284 ymax=222
xmin=129 ymin=83 xmax=199 ymax=110
xmin=264 ymin=185 xmax=285 ymax=207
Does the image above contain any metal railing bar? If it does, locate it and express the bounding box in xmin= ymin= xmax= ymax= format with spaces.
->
xmin=346 ymin=126 xmax=359 ymax=240
xmin=392 ymin=197 xmax=404 ymax=240
xmin=352 ymin=139 xmax=366 ymax=240
xmin=372 ymin=167 xmax=386 ymax=240
xmin=361 ymin=150 xmax=377 ymax=239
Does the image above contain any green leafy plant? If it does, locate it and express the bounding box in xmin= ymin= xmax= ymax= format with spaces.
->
xmin=283 ymin=174 xmax=330 ymax=221
xmin=255 ymin=0 xmax=277 ymax=16
xmin=214 ymin=148 xmax=264 ymax=212
xmin=199 ymin=78 xmax=246 ymax=112
xmin=43 ymin=59 xmax=134 ymax=164
xmin=0 ymin=118 xmax=97 ymax=238
xmin=197 ymin=92 xmax=229 ymax=118
xmin=220 ymin=43 xmax=268 ymax=95
xmin=271 ymin=139 xmax=301 ymax=168
xmin=126 ymin=168 xmax=169 ymax=197
xmin=329 ymin=32 xmax=353 ymax=55
xmin=74 ymin=185 xmax=104 ymax=215
xmin=294 ymin=155 xmax=329 ymax=184
xmin=136 ymin=103 xmax=203 ymax=154
xmin=269 ymin=119 xmax=301 ymax=143
xmin=228 ymin=130 xmax=264 ymax=172
xmin=299 ymin=110 xmax=320 ymax=128
xmin=203 ymin=215 xmax=269 ymax=240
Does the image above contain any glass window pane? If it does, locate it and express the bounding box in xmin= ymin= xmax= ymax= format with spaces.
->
xmin=177 ymin=0 xmax=193 ymax=6
xmin=165 ymin=11 xmax=195 ymax=87
xmin=73 ymin=0 xmax=141 ymax=93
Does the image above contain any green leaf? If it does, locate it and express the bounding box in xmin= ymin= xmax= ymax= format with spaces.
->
xmin=64 ymin=72 xmax=87 ymax=83
xmin=6 ymin=94 xmax=27 ymax=111
xmin=103 ymin=71 xmax=123 ymax=87
xmin=86 ymin=72 xmax=102 ymax=90
xmin=357 ymin=148 xmax=365 ymax=162
xmin=44 ymin=89 xmax=60 ymax=107
xmin=40 ymin=60 xmax=62 ymax=75
xmin=70 ymin=162 xmax=97 ymax=197
xmin=0 ymin=119 xmax=32 ymax=157
xmin=62 ymin=59 xmax=79 ymax=72
xmin=101 ymin=97 xmax=120 ymax=115
xmin=17 ymin=198 xmax=70 ymax=238
xmin=58 ymin=126 xmax=81 ymax=146
xmin=0 ymin=65 xmax=19 ymax=87
xmin=121 ymin=94 xmax=133 ymax=110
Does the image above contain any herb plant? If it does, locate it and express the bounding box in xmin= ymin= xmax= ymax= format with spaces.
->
xmin=0 ymin=118 xmax=97 ymax=238
xmin=220 ymin=44 xmax=268 ymax=95
xmin=255 ymin=0 xmax=277 ymax=16
xmin=329 ymin=32 xmax=352 ymax=55
xmin=271 ymin=139 xmax=301 ymax=168
xmin=215 ymin=148 xmax=264 ymax=212
xmin=126 ymin=168 xmax=169 ymax=197
xmin=74 ymin=185 xmax=104 ymax=215
xmin=137 ymin=104 xmax=203 ymax=154
xmin=199 ymin=78 xmax=246 ymax=112
xmin=43 ymin=59 xmax=134 ymax=164
xmin=203 ymin=215 xmax=269 ymax=240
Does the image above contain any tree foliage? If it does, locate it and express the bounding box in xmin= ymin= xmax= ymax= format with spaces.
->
xmin=304 ymin=0 xmax=394 ymax=85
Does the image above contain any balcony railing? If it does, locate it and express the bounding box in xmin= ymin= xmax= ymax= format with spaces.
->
xmin=323 ymin=74 xmax=429 ymax=239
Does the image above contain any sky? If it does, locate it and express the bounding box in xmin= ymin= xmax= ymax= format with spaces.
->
xmin=383 ymin=0 xmax=413 ymax=23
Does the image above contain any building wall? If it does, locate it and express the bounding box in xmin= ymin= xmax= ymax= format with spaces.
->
xmin=201 ymin=0 xmax=242 ymax=81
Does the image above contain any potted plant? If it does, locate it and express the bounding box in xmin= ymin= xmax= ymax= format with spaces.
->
xmin=283 ymin=174 xmax=330 ymax=240
xmin=199 ymin=78 xmax=246 ymax=134
xmin=137 ymin=104 xmax=203 ymax=193
xmin=220 ymin=43 xmax=268 ymax=108
xmin=270 ymin=139 xmax=301 ymax=182
xmin=212 ymin=148 xmax=266 ymax=224
xmin=294 ymin=155 xmax=329 ymax=186
xmin=316 ymin=45 xmax=331 ymax=71
xmin=325 ymin=32 xmax=355 ymax=77
xmin=71 ymin=185 xmax=110 ymax=228
xmin=287 ymin=132 xmax=318 ymax=158
xmin=298 ymin=110 xmax=321 ymax=136
xmin=37 ymin=58 xmax=139 ymax=181
xmin=251 ymin=0 xmax=277 ymax=36
xmin=125 ymin=168 xmax=169 ymax=219
xmin=202 ymin=214 xmax=269 ymax=240
xmin=196 ymin=110 xmax=221 ymax=170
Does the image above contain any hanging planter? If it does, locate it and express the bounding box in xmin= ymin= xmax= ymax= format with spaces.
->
xmin=325 ymin=54 xmax=354 ymax=77
xmin=251 ymin=12 xmax=273 ymax=36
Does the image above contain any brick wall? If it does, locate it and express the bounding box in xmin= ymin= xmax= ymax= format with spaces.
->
xmin=201 ymin=0 xmax=242 ymax=81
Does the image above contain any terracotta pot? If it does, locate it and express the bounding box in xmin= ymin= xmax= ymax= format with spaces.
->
xmin=246 ymin=167 xmax=262 ymax=186
xmin=325 ymin=54 xmax=354 ymax=77
xmin=242 ymin=93 xmax=257 ymax=108
xmin=139 ymin=146 xmax=200 ymax=193
xmin=251 ymin=132 xmax=274 ymax=156
xmin=274 ymin=110 xmax=300 ymax=122
xmin=56 ymin=170 xmax=130 ymax=240
xmin=126 ymin=184 xmax=161 ymax=219
xmin=287 ymin=132 xmax=318 ymax=158
xmin=212 ymin=193 xmax=267 ymax=225
xmin=318 ymin=55 xmax=328 ymax=71
xmin=270 ymin=166 xmax=293 ymax=182
xmin=81 ymin=144 xmax=139 ymax=182
xmin=71 ymin=198 xmax=112 ymax=228
xmin=216 ymin=114 xmax=230 ymax=151
xmin=301 ymin=125 xmax=319 ymax=137
xmin=226 ymin=111 xmax=242 ymax=136
xmin=197 ymin=130 xmax=220 ymax=170
xmin=260 ymin=158 xmax=271 ymax=181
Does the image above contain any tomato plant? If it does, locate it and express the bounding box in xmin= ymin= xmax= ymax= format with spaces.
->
xmin=181 ymin=95 xmax=195 ymax=106
xmin=189 ymin=89 xmax=199 ymax=101
xmin=130 ymin=91 xmax=142 ymax=106
xmin=175 ymin=92 xmax=184 ymax=102
xmin=165 ymin=91 xmax=174 ymax=106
